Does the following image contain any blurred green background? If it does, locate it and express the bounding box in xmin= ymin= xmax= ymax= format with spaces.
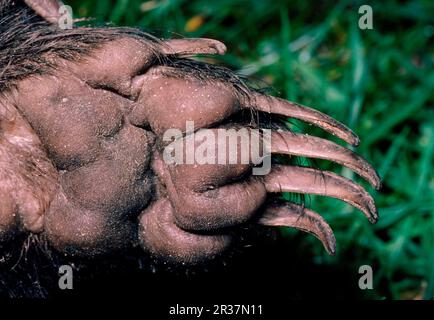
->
xmin=70 ymin=0 xmax=433 ymax=299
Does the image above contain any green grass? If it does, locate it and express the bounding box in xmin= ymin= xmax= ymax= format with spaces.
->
xmin=71 ymin=0 xmax=434 ymax=299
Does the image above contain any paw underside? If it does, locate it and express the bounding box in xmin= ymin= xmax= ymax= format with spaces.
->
xmin=0 ymin=3 xmax=380 ymax=265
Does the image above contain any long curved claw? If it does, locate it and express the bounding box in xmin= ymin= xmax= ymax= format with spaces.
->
xmin=161 ymin=38 xmax=227 ymax=56
xmin=248 ymin=93 xmax=360 ymax=146
xmin=258 ymin=203 xmax=336 ymax=254
xmin=264 ymin=166 xmax=378 ymax=223
xmin=271 ymin=131 xmax=381 ymax=189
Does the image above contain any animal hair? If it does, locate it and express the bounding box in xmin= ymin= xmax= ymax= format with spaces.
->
xmin=0 ymin=0 xmax=162 ymax=92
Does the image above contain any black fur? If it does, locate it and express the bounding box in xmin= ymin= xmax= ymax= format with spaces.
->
xmin=0 ymin=0 xmax=162 ymax=92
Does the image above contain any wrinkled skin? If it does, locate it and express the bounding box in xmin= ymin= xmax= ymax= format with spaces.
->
xmin=0 ymin=0 xmax=380 ymax=266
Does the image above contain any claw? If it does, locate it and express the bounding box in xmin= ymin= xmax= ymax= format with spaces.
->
xmin=264 ymin=166 xmax=378 ymax=223
xmin=161 ymin=38 xmax=227 ymax=55
xmin=271 ymin=131 xmax=381 ymax=189
xmin=258 ymin=203 xmax=336 ymax=254
xmin=248 ymin=93 xmax=360 ymax=146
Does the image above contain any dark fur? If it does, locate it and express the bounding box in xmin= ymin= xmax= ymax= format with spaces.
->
xmin=0 ymin=0 xmax=162 ymax=92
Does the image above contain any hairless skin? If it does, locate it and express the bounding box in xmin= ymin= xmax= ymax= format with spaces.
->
xmin=0 ymin=0 xmax=380 ymax=266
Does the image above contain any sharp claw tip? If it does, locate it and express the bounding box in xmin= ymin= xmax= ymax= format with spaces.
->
xmin=368 ymin=204 xmax=379 ymax=223
xmin=325 ymin=242 xmax=336 ymax=255
xmin=375 ymin=180 xmax=382 ymax=191
xmin=214 ymin=42 xmax=227 ymax=55
xmin=369 ymin=215 xmax=379 ymax=224
xmin=351 ymin=137 xmax=360 ymax=147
